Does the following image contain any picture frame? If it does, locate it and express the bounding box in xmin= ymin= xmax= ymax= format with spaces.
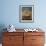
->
xmin=19 ymin=5 xmax=34 ymax=23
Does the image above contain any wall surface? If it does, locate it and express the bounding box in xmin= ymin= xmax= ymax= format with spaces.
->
xmin=0 ymin=0 xmax=46 ymax=29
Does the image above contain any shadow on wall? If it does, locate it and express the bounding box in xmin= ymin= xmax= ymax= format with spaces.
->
xmin=0 ymin=24 xmax=7 ymax=43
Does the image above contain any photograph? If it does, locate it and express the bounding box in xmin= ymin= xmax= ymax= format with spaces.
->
xmin=19 ymin=5 xmax=34 ymax=23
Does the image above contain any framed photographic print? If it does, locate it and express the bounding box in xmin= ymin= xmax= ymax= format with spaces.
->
xmin=19 ymin=5 xmax=34 ymax=23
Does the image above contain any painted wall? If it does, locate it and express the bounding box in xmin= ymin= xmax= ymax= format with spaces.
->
xmin=0 ymin=0 xmax=46 ymax=43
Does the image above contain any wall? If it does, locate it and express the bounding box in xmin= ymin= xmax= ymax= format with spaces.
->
xmin=0 ymin=0 xmax=46 ymax=29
